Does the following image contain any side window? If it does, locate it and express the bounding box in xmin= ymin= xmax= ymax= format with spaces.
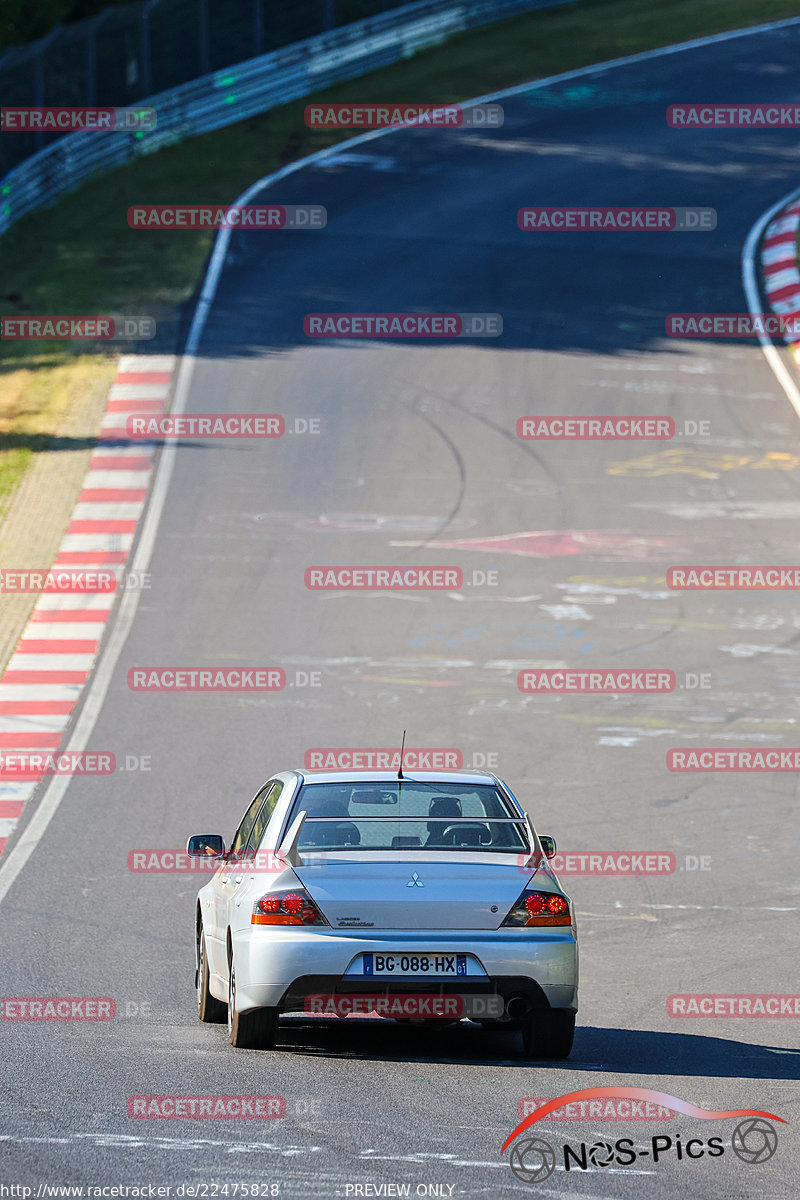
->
xmin=231 ymin=787 xmax=270 ymax=854
xmin=246 ymin=781 xmax=284 ymax=852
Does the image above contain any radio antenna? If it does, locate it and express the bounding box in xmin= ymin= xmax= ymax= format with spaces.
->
xmin=397 ymin=729 xmax=407 ymax=781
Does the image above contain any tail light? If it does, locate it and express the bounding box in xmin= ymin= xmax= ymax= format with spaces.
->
xmin=502 ymin=888 xmax=572 ymax=928
xmin=252 ymin=886 xmax=329 ymax=927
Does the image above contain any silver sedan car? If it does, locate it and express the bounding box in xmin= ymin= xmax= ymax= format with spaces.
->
xmin=189 ymin=769 xmax=578 ymax=1058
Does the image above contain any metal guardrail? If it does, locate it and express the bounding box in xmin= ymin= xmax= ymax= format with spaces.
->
xmin=0 ymin=1 xmax=399 ymax=175
xmin=0 ymin=0 xmax=575 ymax=238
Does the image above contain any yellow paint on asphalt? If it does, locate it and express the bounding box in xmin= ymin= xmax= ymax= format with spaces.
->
xmin=607 ymin=448 xmax=800 ymax=478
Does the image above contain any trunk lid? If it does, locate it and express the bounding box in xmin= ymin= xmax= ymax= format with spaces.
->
xmin=294 ymin=852 xmax=547 ymax=930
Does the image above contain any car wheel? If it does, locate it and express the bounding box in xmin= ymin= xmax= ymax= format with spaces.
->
xmin=227 ymin=960 xmax=279 ymax=1049
xmin=197 ymin=927 xmax=226 ymax=1023
xmin=520 ymin=1009 xmax=575 ymax=1059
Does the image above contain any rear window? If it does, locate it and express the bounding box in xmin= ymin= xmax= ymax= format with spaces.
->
xmin=286 ymin=780 xmax=528 ymax=853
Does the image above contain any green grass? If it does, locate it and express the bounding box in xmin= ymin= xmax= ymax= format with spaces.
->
xmin=1 ymin=0 xmax=799 ymax=508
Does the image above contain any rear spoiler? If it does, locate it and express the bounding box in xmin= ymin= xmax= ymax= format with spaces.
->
xmin=520 ymin=810 xmax=543 ymax=872
xmin=278 ymin=809 xmax=306 ymax=868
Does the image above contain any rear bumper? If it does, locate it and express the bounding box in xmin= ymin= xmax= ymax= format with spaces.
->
xmin=231 ymin=927 xmax=578 ymax=1015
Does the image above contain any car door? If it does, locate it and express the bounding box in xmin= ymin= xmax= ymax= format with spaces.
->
xmin=231 ymin=781 xmax=285 ymax=927
xmin=207 ymin=785 xmax=273 ymax=961
xmin=245 ymin=780 xmax=284 ymax=865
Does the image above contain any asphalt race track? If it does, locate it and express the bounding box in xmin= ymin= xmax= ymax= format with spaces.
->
xmin=2 ymin=16 xmax=800 ymax=1200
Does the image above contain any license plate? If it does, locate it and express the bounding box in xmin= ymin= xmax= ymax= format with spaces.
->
xmin=362 ymin=953 xmax=467 ymax=976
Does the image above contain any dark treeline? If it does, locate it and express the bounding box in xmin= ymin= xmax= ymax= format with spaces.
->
xmin=3 ymin=0 xmax=150 ymax=53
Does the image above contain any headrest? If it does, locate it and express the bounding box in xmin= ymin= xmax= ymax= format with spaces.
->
xmin=428 ymin=796 xmax=462 ymax=819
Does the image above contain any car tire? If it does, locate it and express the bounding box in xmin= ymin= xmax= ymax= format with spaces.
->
xmin=227 ymin=960 xmax=279 ymax=1049
xmin=520 ymin=1009 xmax=575 ymax=1059
xmin=197 ymin=928 xmax=227 ymax=1023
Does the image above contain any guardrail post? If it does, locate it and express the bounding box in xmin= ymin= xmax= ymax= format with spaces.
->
xmin=33 ymin=48 xmax=45 ymax=151
xmin=85 ymin=12 xmax=111 ymax=107
xmin=198 ymin=0 xmax=210 ymax=74
xmin=253 ymin=0 xmax=264 ymax=56
xmin=32 ymin=28 xmax=61 ymax=151
xmin=140 ymin=2 xmax=155 ymax=97
xmin=323 ymin=0 xmax=335 ymax=32
xmin=86 ymin=22 xmax=96 ymax=106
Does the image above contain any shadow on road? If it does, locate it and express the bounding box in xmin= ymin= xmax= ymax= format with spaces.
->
xmin=276 ymin=1017 xmax=800 ymax=1078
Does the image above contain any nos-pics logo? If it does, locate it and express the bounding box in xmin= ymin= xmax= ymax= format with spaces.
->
xmin=501 ymin=1088 xmax=784 ymax=1183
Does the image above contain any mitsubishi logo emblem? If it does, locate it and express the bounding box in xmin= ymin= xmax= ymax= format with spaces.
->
xmin=406 ymin=872 xmax=424 ymax=888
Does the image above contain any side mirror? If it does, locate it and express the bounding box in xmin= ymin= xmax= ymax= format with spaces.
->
xmin=539 ymin=834 xmax=557 ymax=858
xmin=187 ymin=834 xmax=225 ymax=858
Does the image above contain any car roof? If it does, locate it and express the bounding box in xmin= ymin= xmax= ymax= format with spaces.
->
xmin=295 ymin=769 xmax=502 ymax=786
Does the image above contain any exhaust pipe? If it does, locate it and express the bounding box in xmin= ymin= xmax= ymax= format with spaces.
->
xmin=505 ymin=995 xmax=527 ymax=1019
